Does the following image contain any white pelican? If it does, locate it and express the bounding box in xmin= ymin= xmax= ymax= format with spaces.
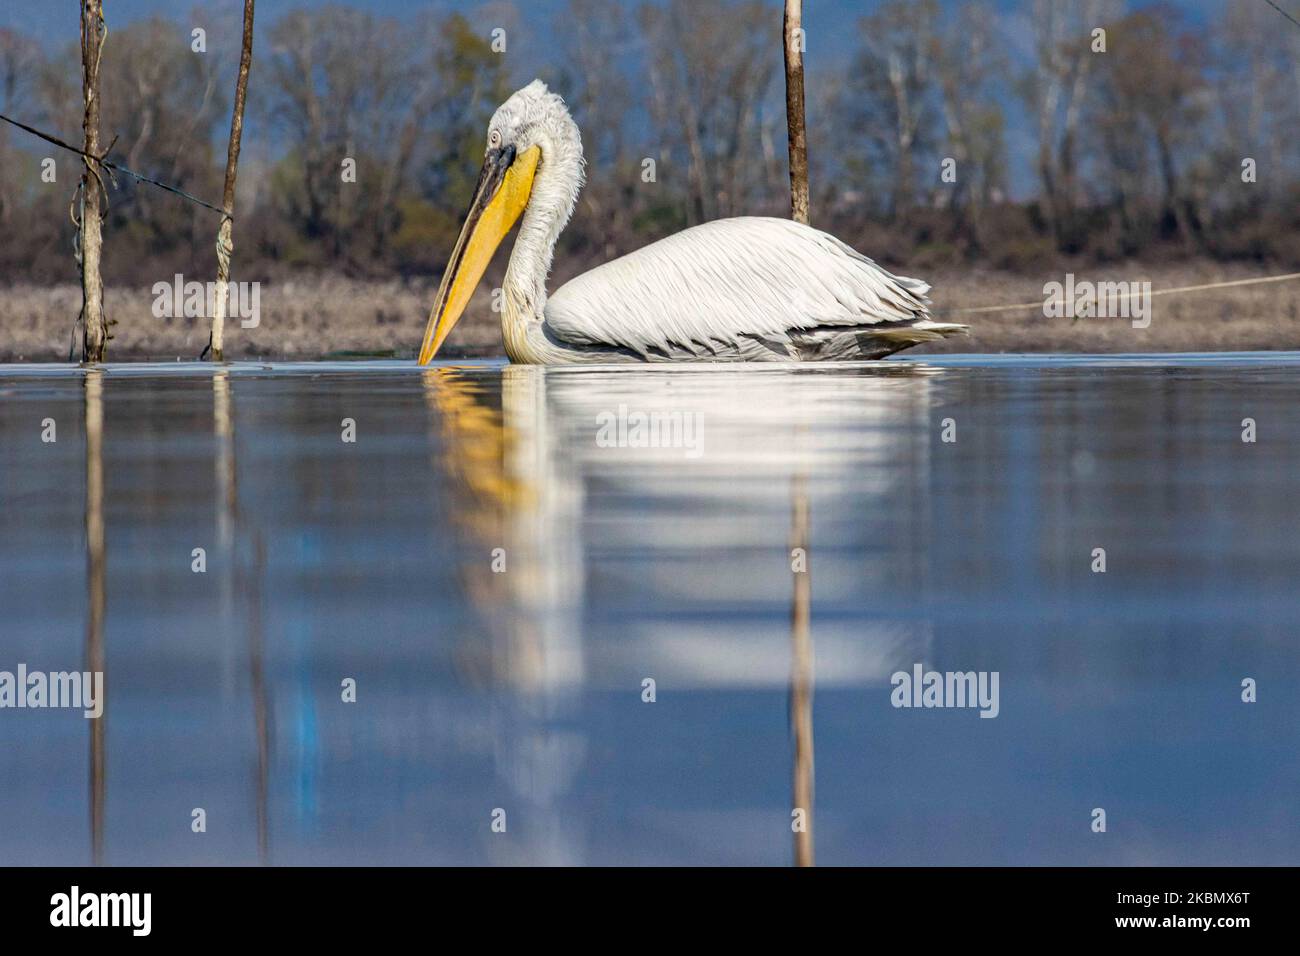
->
xmin=417 ymin=80 xmax=967 ymax=365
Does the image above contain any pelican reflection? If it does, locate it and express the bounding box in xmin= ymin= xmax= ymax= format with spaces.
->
xmin=424 ymin=362 xmax=943 ymax=864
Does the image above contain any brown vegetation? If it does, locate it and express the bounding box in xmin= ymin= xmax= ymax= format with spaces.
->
xmin=1 ymin=263 xmax=1294 ymax=361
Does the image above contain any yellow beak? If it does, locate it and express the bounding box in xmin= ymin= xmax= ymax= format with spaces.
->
xmin=418 ymin=144 xmax=540 ymax=364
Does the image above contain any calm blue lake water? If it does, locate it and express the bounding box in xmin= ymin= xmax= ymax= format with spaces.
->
xmin=1 ymin=354 xmax=1297 ymax=865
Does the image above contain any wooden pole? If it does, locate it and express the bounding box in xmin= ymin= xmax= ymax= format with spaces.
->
xmin=210 ymin=0 xmax=256 ymax=362
xmin=783 ymin=0 xmax=809 ymax=225
xmin=79 ymin=0 xmax=107 ymax=363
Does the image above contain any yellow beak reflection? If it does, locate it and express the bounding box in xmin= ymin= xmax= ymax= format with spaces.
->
xmin=418 ymin=144 xmax=540 ymax=365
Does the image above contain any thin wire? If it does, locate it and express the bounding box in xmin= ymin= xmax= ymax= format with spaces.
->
xmin=0 ymin=112 xmax=231 ymax=217
xmin=1262 ymin=0 xmax=1300 ymax=30
xmin=937 ymin=272 xmax=1300 ymax=316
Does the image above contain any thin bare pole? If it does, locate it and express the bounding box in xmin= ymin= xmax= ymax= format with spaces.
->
xmin=783 ymin=0 xmax=809 ymax=225
xmin=79 ymin=0 xmax=107 ymax=363
xmin=210 ymin=0 xmax=256 ymax=362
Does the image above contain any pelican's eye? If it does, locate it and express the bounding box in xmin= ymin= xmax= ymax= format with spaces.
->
xmin=488 ymin=129 xmax=502 ymax=149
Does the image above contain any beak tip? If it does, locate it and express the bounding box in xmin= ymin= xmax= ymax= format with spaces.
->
xmin=417 ymin=333 xmax=438 ymax=366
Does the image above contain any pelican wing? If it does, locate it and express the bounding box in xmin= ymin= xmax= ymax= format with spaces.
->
xmin=544 ymin=217 xmax=931 ymax=358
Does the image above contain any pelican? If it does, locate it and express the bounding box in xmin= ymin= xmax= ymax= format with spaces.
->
xmin=417 ymin=80 xmax=967 ymax=365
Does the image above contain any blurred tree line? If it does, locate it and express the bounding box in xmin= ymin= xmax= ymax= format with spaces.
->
xmin=0 ymin=0 xmax=1297 ymax=288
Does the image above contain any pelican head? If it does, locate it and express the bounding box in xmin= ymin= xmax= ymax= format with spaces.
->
xmin=418 ymin=80 xmax=584 ymax=364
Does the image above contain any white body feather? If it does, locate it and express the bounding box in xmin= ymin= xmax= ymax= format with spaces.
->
xmin=545 ymin=217 xmax=948 ymax=361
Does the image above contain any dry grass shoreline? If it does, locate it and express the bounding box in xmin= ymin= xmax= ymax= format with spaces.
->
xmin=1 ymin=262 xmax=1297 ymax=362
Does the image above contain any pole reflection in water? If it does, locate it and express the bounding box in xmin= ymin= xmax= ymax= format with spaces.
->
xmin=246 ymin=532 xmax=269 ymax=864
xmin=213 ymin=369 xmax=270 ymax=864
xmin=214 ymin=371 xmax=236 ymax=552
xmin=789 ymin=475 xmax=814 ymax=867
xmin=84 ymin=369 xmax=105 ymax=866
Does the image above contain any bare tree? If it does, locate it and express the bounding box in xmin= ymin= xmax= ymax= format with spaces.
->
xmin=933 ymin=1 xmax=1007 ymax=250
xmin=1214 ymin=0 xmax=1300 ymax=208
xmin=0 ymin=30 xmax=37 ymax=115
xmin=1020 ymin=0 xmax=1119 ymax=248
xmin=846 ymin=0 xmax=939 ymax=219
xmin=559 ymin=0 xmax=633 ymax=261
xmin=640 ymin=0 xmax=778 ymax=225
xmin=1087 ymin=8 xmax=1208 ymax=251
xmin=265 ymin=9 xmax=507 ymax=273
xmin=0 ymin=29 xmax=41 ymax=225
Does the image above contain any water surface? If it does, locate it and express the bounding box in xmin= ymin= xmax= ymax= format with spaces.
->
xmin=1 ymin=354 xmax=1297 ymax=865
